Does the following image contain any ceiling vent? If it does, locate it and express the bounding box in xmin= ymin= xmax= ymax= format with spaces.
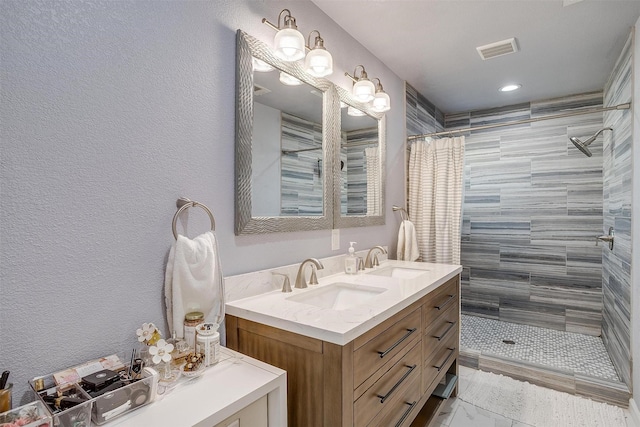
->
xmin=253 ymin=84 xmax=271 ymax=97
xmin=476 ymin=38 xmax=519 ymax=60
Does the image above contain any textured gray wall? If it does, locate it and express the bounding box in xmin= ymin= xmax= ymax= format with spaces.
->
xmin=602 ymin=32 xmax=633 ymax=388
xmin=0 ymin=0 xmax=407 ymax=401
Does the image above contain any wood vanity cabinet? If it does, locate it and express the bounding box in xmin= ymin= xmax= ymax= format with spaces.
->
xmin=226 ymin=275 xmax=460 ymax=427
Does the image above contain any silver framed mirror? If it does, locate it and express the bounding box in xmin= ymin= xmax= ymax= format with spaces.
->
xmin=333 ymin=86 xmax=386 ymax=229
xmin=235 ymin=30 xmax=338 ymax=235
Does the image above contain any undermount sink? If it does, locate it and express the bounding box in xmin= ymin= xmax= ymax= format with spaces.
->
xmin=367 ymin=266 xmax=429 ymax=279
xmin=286 ymin=282 xmax=386 ymax=310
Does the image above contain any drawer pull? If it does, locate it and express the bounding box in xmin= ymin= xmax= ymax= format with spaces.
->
xmin=377 ymin=364 xmax=417 ymax=404
xmin=394 ymin=401 xmax=418 ymax=427
xmin=378 ymin=328 xmax=417 ymax=359
xmin=434 ymin=347 xmax=456 ymax=372
xmin=435 ymin=294 xmax=455 ymax=310
xmin=433 ymin=321 xmax=457 ymax=341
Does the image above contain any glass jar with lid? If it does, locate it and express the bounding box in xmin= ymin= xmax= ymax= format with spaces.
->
xmin=183 ymin=311 xmax=204 ymax=350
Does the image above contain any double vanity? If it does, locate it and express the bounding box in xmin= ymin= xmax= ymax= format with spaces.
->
xmin=226 ymin=258 xmax=462 ymax=427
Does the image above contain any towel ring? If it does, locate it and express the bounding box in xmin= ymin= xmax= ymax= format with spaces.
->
xmin=392 ymin=205 xmax=409 ymax=221
xmin=172 ymin=197 xmax=216 ymax=240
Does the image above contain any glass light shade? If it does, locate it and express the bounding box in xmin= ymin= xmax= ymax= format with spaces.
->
xmin=279 ymin=71 xmax=303 ymax=86
xmin=252 ymin=58 xmax=274 ymax=72
xmin=305 ymin=48 xmax=333 ymax=77
xmin=273 ymin=28 xmax=305 ymax=61
xmin=347 ymin=106 xmax=366 ymax=117
xmin=353 ymin=79 xmax=375 ymax=102
xmin=372 ymin=91 xmax=391 ymax=112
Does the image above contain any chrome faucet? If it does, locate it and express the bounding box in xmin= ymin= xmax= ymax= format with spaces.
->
xmin=295 ymin=258 xmax=324 ymax=289
xmin=364 ymin=246 xmax=387 ymax=268
xmin=272 ymin=272 xmax=292 ymax=293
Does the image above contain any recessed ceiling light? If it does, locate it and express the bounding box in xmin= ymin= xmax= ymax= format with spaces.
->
xmin=499 ymin=84 xmax=522 ymax=92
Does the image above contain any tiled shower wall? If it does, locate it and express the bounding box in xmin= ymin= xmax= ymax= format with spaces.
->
xmin=405 ymin=86 xmax=606 ymax=337
xmin=280 ymin=113 xmax=323 ymax=216
xmin=280 ymin=114 xmax=380 ymax=217
xmin=340 ymin=128 xmax=379 ymax=215
xmin=602 ymin=33 xmax=633 ymax=387
xmin=450 ymin=93 xmax=605 ymax=337
xmin=406 ymin=83 xmax=445 ymax=137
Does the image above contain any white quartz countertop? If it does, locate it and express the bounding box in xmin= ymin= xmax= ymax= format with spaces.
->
xmin=108 ymin=348 xmax=286 ymax=427
xmin=226 ymin=260 xmax=462 ymax=345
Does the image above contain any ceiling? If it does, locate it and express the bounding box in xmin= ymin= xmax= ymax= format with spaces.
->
xmin=313 ymin=0 xmax=640 ymax=114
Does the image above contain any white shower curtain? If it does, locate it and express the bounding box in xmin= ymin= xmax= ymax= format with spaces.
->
xmin=408 ymin=136 xmax=465 ymax=264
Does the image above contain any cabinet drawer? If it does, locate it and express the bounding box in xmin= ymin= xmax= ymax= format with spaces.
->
xmin=423 ymin=302 xmax=459 ymax=363
xmin=366 ymin=375 xmax=421 ymax=427
xmin=422 ymin=333 xmax=458 ymax=394
xmin=423 ymin=278 xmax=459 ymax=327
xmin=354 ymin=342 xmax=422 ymax=427
xmin=354 ymin=308 xmax=422 ymax=388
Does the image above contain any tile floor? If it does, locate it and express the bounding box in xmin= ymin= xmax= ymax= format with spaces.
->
xmin=433 ymin=366 xmax=635 ymax=427
xmin=460 ymin=315 xmax=619 ymax=381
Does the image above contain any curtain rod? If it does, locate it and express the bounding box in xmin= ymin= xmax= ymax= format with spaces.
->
xmin=342 ymin=140 xmax=379 ymax=148
xmin=282 ymin=147 xmax=322 ymax=155
xmin=407 ymin=102 xmax=631 ymax=141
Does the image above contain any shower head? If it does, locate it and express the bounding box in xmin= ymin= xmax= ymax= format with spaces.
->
xmin=569 ymin=127 xmax=612 ymax=157
xmin=570 ymin=136 xmax=594 ymax=157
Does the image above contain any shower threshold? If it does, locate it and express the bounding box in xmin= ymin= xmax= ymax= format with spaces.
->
xmin=460 ymin=314 xmax=630 ymax=407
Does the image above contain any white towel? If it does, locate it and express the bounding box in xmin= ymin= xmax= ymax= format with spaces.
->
xmin=164 ymin=231 xmax=225 ymax=338
xmin=397 ymin=220 xmax=420 ymax=261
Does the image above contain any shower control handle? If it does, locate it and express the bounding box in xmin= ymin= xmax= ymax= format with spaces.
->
xmin=595 ymin=227 xmax=614 ymax=251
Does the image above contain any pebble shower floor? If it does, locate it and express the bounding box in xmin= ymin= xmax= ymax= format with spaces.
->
xmin=460 ymin=314 xmax=620 ymax=381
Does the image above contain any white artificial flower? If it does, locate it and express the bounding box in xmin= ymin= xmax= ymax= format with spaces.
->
xmin=136 ymin=322 xmax=156 ymax=343
xmin=148 ymin=339 xmax=174 ymax=365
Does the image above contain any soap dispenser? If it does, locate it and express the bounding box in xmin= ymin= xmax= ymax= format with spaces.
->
xmin=345 ymin=242 xmax=358 ymax=274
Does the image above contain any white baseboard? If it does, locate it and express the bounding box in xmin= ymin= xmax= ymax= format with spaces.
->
xmin=629 ymin=398 xmax=640 ymax=427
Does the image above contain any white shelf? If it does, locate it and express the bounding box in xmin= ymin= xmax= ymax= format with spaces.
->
xmin=109 ymin=348 xmax=286 ymax=427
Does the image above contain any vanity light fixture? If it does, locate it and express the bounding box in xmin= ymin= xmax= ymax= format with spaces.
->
xmin=347 ymin=105 xmax=366 ymax=117
xmin=499 ymin=84 xmax=522 ymax=92
xmin=371 ymin=78 xmax=391 ymax=112
xmin=305 ymin=30 xmax=333 ymax=77
xmin=279 ymin=71 xmax=303 ymax=86
xmin=345 ymin=65 xmax=375 ymax=102
xmin=252 ymin=57 xmax=274 ymax=72
xmin=262 ymin=9 xmax=306 ymax=62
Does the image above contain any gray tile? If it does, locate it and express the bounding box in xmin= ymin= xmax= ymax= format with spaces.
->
xmin=499 ymin=244 xmax=566 ymax=275
xmin=464 ymin=189 xmax=501 ymax=216
xmin=470 ymin=159 xmax=531 ymax=189
xmin=565 ymin=308 xmax=602 ymax=336
xmin=500 ymin=186 xmax=567 ymax=216
xmin=601 ymin=32 xmax=633 ymax=389
xmin=531 ymin=91 xmax=602 ymax=117
xmin=575 ymin=374 xmax=630 ymax=407
xmin=530 ymin=215 xmax=604 ymax=246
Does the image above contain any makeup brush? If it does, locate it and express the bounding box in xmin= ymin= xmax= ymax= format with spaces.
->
xmin=0 ymin=371 xmax=9 ymax=389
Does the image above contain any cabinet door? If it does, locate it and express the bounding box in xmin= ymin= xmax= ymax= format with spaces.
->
xmin=213 ymin=395 xmax=268 ymax=427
